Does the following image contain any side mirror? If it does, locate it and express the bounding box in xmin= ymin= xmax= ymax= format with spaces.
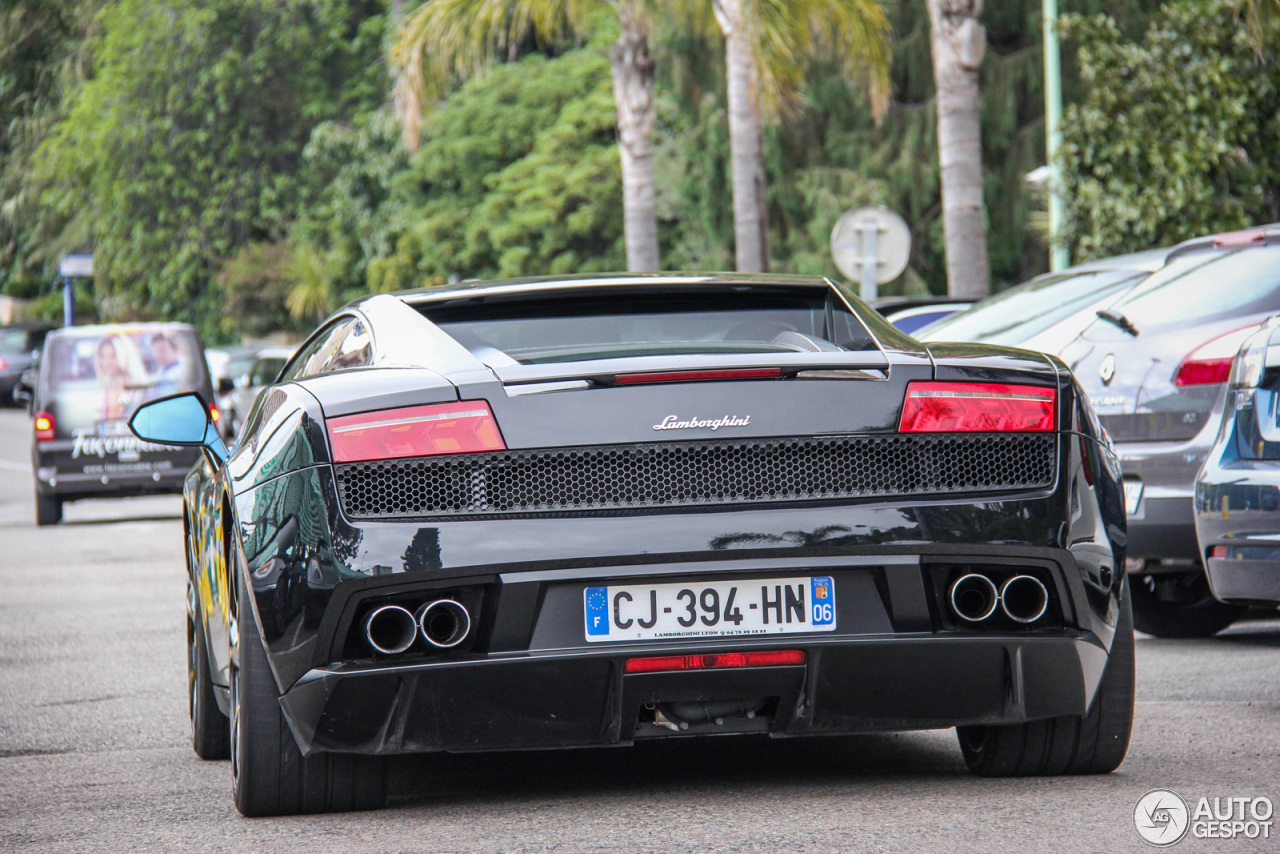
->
xmin=129 ymin=392 xmax=229 ymax=464
xmin=12 ymin=385 xmax=30 ymax=406
xmin=217 ymin=377 xmax=235 ymax=395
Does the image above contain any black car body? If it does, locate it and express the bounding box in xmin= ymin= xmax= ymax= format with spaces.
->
xmin=130 ymin=274 xmax=1134 ymax=816
xmin=1 ymin=321 xmax=55 ymax=405
xmin=30 ymin=323 xmax=215 ymax=525
xmin=1194 ymin=318 xmax=1280 ymax=606
xmin=1059 ymin=228 xmax=1280 ymax=636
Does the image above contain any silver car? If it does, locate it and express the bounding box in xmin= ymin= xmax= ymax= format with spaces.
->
xmin=1061 ymin=227 xmax=1280 ymax=636
xmin=224 ymin=346 xmax=295 ymax=438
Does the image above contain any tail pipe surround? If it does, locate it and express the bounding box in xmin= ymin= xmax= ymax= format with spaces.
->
xmin=999 ymin=575 xmax=1050 ymax=624
xmin=417 ymin=599 xmax=471 ymax=649
xmin=949 ymin=574 xmax=1000 ymax=622
xmin=363 ymin=605 xmax=418 ymax=655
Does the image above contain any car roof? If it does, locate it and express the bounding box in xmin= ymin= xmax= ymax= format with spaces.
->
xmin=393 ymin=272 xmax=835 ymax=307
xmin=1065 ymin=246 xmax=1171 ymax=273
xmin=1165 ymin=225 xmax=1280 ymax=261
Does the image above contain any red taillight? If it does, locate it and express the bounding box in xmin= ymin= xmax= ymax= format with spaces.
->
xmin=623 ymin=649 xmax=805 ymax=674
xmin=614 ymin=368 xmax=782 ymax=385
xmin=1208 ymin=545 xmax=1227 ymax=558
xmin=34 ymin=411 xmax=55 ymax=442
xmin=0 ymin=355 xmax=8 ymax=370
xmin=1174 ymin=325 xmax=1259 ymax=387
xmin=209 ymin=403 xmax=220 ymax=424
xmin=898 ymin=382 xmax=1056 ymax=432
xmin=326 ymin=401 xmax=506 ymax=463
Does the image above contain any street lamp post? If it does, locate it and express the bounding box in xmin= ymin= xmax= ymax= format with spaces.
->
xmin=1043 ymin=0 xmax=1069 ymax=272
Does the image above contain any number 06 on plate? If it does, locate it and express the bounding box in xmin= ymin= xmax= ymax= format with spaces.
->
xmin=584 ymin=576 xmax=836 ymax=641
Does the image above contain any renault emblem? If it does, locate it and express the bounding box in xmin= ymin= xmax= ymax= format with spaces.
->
xmin=1099 ymin=354 xmax=1116 ymax=385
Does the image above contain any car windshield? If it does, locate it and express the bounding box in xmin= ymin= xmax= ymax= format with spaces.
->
xmin=920 ymin=269 xmax=1145 ymax=345
xmin=44 ymin=327 xmax=208 ymax=432
xmin=422 ymin=289 xmax=878 ymax=364
xmin=1105 ymin=244 xmax=1280 ymax=326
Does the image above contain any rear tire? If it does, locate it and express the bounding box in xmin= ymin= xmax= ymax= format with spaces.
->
xmin=231 ymin=565 xmax=386 ymax=816
xmin=1130 ymin=566 xmax=1245 ymax=638
xmin=189 ymin=606 xmax=231 ymax=760
xmin=35 ymin=489 xmax=61 ymax=526
xmin=957 ymin=581 xmax=1135 ymax=776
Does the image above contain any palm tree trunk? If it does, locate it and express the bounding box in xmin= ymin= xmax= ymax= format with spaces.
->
xmin=610 ymin=3 xmax=660 ymax=271
xmin=714 ymin=0 xmax=769 ymax=273
xmin=927 ymin=0 xmax=989 ymax=299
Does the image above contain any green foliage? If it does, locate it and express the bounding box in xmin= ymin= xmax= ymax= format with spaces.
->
xmin=368 ymin=47 xmax=624 ymax=289
xmin=1060 ymin=1 xmax=1280 ymax=260
xmin=33 ymin=0 xmax=387 ymax=339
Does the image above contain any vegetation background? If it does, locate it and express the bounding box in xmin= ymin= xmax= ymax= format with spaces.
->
xmin=1 ymin=0 xmax=1275 ymax=341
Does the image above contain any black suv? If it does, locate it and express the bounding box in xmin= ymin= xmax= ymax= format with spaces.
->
xmin=30 ymin=323 xmax=215 ymax=525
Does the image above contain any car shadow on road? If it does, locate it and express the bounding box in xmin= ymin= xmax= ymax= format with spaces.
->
xmin=387 ymin=731 xmax=968 ymax=809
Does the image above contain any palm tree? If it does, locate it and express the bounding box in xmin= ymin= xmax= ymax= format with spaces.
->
xmin=710 ymin=0 xmax=891 ymax=273
xmin=394 ymin=0 xmax=661 ymax=271
xmin=926 ymin=0 xmax=989 ymax=299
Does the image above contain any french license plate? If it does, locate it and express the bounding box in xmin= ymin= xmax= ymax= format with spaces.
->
xmin=1123 ymin=481 xmax=1144 ymax=515
xmin=583 ymin=576 xmax=836 ymax=642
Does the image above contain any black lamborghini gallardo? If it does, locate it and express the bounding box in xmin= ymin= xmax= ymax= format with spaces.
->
xmin=129 ymin=274 xmax=1134 ymax=816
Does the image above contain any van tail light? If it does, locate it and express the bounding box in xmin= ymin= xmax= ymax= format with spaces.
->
xmin=1175 ymin=325 xmax=1259 ymax=387
xmin=0 ymin=355 xmax=8 ymax=370
xmin=898 ymin=382 xmax=1056 ymax=432
xmin=326 ymin=401 xmax=506 ymax=463
xmin=34 ymin=411 xmax=55 ymax=442
xmin=208 ymin=403 xmax=220 ymax=424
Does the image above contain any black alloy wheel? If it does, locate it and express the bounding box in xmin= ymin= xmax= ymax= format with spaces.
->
xmin=956 ymin=579 xmax=1135 ymax=776
xmin=1129 ymin=564 xmax=1246 ymax=638
xmin=230 ymin=557 xmax=387 ymax=816
xmin=189 ymin=598 xmax=230 ymax=760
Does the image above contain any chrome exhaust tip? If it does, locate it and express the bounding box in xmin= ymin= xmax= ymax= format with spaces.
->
xmin=949 ymin=573 xmax=999 ymax=622
xmin=363 ymin=605 xmax=417 ymax=655
xmin=417 ymin=599 xmax=471 ymax=649
xmin=1000 ymin=575 xmax=1049 ymax=624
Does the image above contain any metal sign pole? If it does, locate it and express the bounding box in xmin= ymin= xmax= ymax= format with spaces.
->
xmin=63 ymin=276 xmax=74 ymax=327
xmin=858 ymin=219 xmax=879 ymax=302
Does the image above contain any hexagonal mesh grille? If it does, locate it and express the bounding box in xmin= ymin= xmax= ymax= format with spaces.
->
xmin=334 ymin=433 xmax=1056 ymax=520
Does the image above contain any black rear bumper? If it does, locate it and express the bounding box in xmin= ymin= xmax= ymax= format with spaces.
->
xmin=279 ymin=632 xmax=1108 ymax=756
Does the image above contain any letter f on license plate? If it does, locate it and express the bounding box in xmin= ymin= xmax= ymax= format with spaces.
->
xmin=583 ymin=576 xmax=836 ymax=642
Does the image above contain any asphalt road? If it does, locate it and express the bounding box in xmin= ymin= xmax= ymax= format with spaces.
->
xmin=1 ymin=406 xmax=1278 ymax=853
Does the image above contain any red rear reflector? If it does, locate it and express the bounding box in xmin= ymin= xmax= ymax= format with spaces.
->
xmin=624 ymin=649 xmax=805 ymax=674
xmin=1174 ymin=357 xmax=1233 ymax=387
xmin=1208 ymin=546 xmax=1227 ymax=558
xmin=898 ymin=382 xmax=1055 ymax=432
xmin=326 ymin=401 xmax=506 ymax=463
xmin=34 ymin=411 xmax=55 ymax=442
xmin=1214 ymin=230 xmax=1266 ymax=247
xmin=614 ymin=368 xmax=782 ymax=385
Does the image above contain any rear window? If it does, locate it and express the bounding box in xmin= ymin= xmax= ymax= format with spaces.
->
xmin=921 ymin=269 xmax=1144 ymax=345
xmin=43 ymin=327 xmax=208 ymax=432
xmin=1109 ymin=245 xmax=1280 ymax=327
xmin=418 ymin=288 xmax=877 ymax=364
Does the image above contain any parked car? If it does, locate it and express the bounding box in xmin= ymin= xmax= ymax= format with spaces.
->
xmin=872 ymin=296 xmax=972 ymax=335
xmin=1 ymin=321 xmax=56 ymax=406
xmin=918 ymin=247 xmax=1170 ymax=353
xmin=206 ymin=344 xmax=259 ymax=421
xmin=130 ymin=273 xmax=1133 ymax=817
xmin=223 ymin=346 xmax=294 ymax=438
xmin=1193 ymin=317 xmax=1280 ymax=607
xmin=29 ymin=323 xmax=216 ymax=525
xmin=1059 ymin=227 xmax=1280 ymax=637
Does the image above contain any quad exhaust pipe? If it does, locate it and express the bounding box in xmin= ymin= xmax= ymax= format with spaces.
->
xmin=947 ymin=573 xmax=1049 ymax=624
xmin=417 ymin=599 xmax=471 ymax=648
xmin=363 ymin=599 xmax=473 ymax=654
xmin=363 ymin=605 xmax=418 ymax=655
